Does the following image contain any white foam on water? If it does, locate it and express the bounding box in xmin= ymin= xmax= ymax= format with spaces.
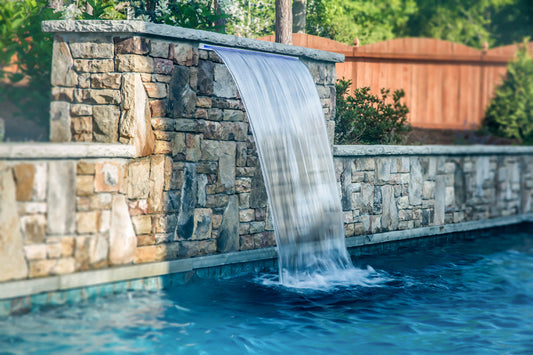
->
xmin=255 ymin=265 xmax=391 ymax=292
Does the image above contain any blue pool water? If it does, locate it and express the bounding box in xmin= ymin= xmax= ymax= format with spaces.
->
xmin=1 ymin=229 xmax=533 ymax=354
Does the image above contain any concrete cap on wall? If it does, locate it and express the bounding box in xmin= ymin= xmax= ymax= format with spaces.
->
xmin=42 ymin=20 xmax=345 ymax=63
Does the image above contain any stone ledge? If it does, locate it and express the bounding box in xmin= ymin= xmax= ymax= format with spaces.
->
xmin=1 ymin=214 xmax=531 ymax=300
xmin=0 ymin=143 xmax=136 ymax=159
xmin=0 ymin=247 xmax=277 ymax=300
xmin=41 ymin=20 xmax=344 ymax=63
xmin=345 ymin=214 xmax=533 ymax=248
xmin=334 ymin=144 xmax=533 ymax=157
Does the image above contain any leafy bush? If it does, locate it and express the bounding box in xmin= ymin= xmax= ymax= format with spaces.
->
xmin=128 ymin=0 xmax=227 ymax=32
xmin=335 ymin=78 xmax=410 ymax=145
xmin=0 ymin=0 xmax=62 ymax=138
xmin=483 ymin=39 xmax=533 ymax=144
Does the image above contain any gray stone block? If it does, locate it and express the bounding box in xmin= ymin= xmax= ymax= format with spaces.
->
xmin=218 ymin=195 xmax=239 ymax=252
xmin=47 ymin=161 xmax=76 ymax=234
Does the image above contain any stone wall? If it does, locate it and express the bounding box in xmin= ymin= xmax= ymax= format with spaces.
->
xmin=0 ymin=143 xmax=135 ymax=282
xmin=2 ymin=20 xmax=533 ymax=293
xmin=335 ymin=146 xmax=533 ymax=237
xmin=0 ymin=20 xmax=339 ymax=283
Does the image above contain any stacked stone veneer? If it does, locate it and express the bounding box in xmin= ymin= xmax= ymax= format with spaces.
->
xmin=0 ymin=144 xmax=136 ymax=282
xmin=25 ymin=20 xmax=338 ymax=280
xmin=335 ymin=146 xmax=533 ymax=237
xmin=2 ymin=21 xmax=533 ymax=289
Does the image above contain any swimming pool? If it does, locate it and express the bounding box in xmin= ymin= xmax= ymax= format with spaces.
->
xmin=1 ymin=228 xmax=532 ymax=354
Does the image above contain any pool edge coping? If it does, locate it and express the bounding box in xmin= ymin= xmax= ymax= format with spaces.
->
xmin=1 ymin=213 xmax=532 ymax=301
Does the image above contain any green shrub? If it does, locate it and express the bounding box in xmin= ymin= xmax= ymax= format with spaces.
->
xmin=334 ymin=78 xmax=410 ymax=145
xmin=0 ymin=0 xmax=61 ymax=137
xmin=483 ymin=38 xmax=533 ymax=145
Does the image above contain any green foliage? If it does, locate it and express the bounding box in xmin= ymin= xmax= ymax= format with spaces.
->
xmin=407 ymin=0 xmax=533 ymax=48
xmin=0 ymin=0 xmax=61 ymax=134
xmin=335 ymin=79 xmax=410 ymax=145
xmin=128 ymin=0 xmax=227 ymax=32
xmin=304 ymin=0 xmax=417 ymax=45
xmin=304 ymin=0 xmax=532 ymax=48
xmin=220 ymin=0 xmax=275 ymax=38
xmin=483 ymin=39 xmax=533 ymax=144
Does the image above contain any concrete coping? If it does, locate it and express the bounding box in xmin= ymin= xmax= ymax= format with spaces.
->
xmin=41 ymin=20 xmax=345 ymax=63
xmin=333 ymin=144 xmax=533 ymax=157
xmin=0 ymin=143 xmax=136 ymax=160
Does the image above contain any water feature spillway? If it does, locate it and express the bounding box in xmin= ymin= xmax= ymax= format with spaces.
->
xmin=203 ymin=45 xmax=354 ymax=285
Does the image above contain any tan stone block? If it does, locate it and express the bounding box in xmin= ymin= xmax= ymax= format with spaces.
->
xmin=116 ymin=54 xmax=154 ymax=73
xmin=77 ymin=196 xmax=91 ymax=211
xmin=76 ymin=211 xmax=100 ymax=234
xmin=164 ymin=156 xmax=173 ymax=191
xmin=89 ymin=193 xmax=112 ymax=210
xmin=128 ymin=199 xmax=149 ymax=216
xmin=137 ymin=234 xmax=155 ymax=246
xmin=20 ymin=214 xmax=46 ymax=244
xmin=71 ymin=104 xmax=93 ymax=116
xmin=196 ymin=96 xmax=212 ymax=108
xmin=127 ymin=159 xmax=151 ymax=199
xmin=95 ymin=162 xmax=121 ymax=192
xmin=47 ymin=243 xmax=62 ymax=258
xmin=74 ymin=235 xmax=91 ymax=270
xmin=13 ymin=164 xmax=35 ymax=201
xmin=79 ymin=73 xmax=91 ymax=88
xmin=131 ymin=215 xmax=152 ymax=235
xmin=77 ymin=161 xmax=95 ymax=175
xmin=135 ymin=245 xmax=157 ymax=263
xmin=212 ymin=214 xmax=223 ymax=229
xmin=61 ymin=237 xmax=75 ymax=257
xmin=148 ymin=155 xmax=165 ymax=213
xmin=73 ymin=59 xmax=114 ymax=73
xmin=154 ymin=140 xmax=172 ymax=154
xmin=154 ymin=131 xmax=173 ymax=141
xmin=91 ymin=73 xmax=122 ymax=89
xmin=120 ymin=73 xmax=155 ymax=156
xmin=53 ymin=257 xmax=76 ymax=274
xmin=70 ymin=37 xmax=114 ymax=59
xmin=71 ymin=116 xmax=92 ymax=135
xmin=155 ymin=74 xmax=171 ymax=83
xmin=76 ymin=175 xmax=94 ymax=196
xmin=29 ymin=259 xmax=56 ymax=278
xmin=143 ymin=82 xmax=167 ymax=98
xmin=24 ymin=244 xmax=47 ymax=260
xmin=88 ymin=89 xmax=121 ymax=105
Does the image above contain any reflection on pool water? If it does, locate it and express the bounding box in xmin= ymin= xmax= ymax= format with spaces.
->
xmin=1 ymin=229 xmax=533 ymax=354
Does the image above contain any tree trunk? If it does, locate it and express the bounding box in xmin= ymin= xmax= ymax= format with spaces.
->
xmin=275 ymin=0 xmax=293 ymax=44
xmin=214 ymin=0 xmax=226 ymax=33
xmin=292 ymin=0 xmax=306 ymax=34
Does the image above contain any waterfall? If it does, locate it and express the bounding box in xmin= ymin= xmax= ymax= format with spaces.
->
xmin=204 ymin=45 xmax=354 ymax=286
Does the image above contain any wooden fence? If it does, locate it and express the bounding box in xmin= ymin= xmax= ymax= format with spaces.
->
xmin=259 ymin=34 xmax=533 ymax=130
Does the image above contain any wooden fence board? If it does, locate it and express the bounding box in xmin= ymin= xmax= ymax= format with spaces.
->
xmin=258 ymin=34 xmax=532 ymax=130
